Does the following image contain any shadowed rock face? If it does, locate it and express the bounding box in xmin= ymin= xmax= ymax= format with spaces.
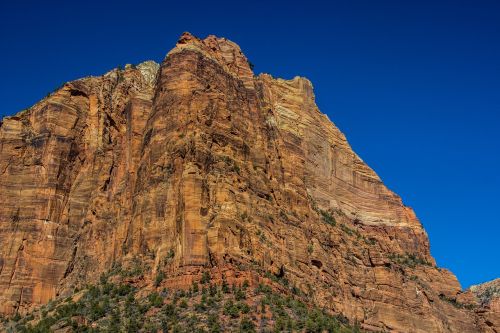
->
xmin=0 ymin=32 xmax=496 ymax=332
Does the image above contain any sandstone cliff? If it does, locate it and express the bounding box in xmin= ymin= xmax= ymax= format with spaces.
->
xmin=0 ymin=32 xmax=497 ymax=332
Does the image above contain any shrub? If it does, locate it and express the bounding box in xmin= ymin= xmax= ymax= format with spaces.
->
xmin=239 ymin=317 xmax=256 ymax=332
xmin=107 ymin=309 xmax=121 ymax=332
xmin=388 ymin=253 xmax=432 ymax=268
xmin=148 ymin=292 xmax=163 ymax=308
xmin=179 ymin=299 xmax=188 ymax=308
xmin=201 ymin=271 xmax=211 ymax=284
xmin=192 ymin=281 xmax=199 ymax=293
xmin=88 ymin=299 xmax=107 ymax=321
xmin=233 ymin=164 xmax=241 ymax=174
xmin=319 ymin=210 xmax=336 ymax=226
xmin=256 ymin=283 xmax=272 ymax=294
xmin=439 ymin=294 xmax=475 ymax=310
xmin=209 ymin=284 xmax=217 ymax=297
xmin=164 ymin=249 xmax=175 ymax=265
xmin=208 ymin=313 xmax=221 ymax=333
xmin=222 ymin=278 xmax=230 ymax=293
xmin=115 ymin=283 xmax=133 ymax=297
xmin=239 ymin=302 xmax=250 ymax=314
xmin=224 ymin=300 xmax=240 ymax=318
xmin=235 ymin=288 xmax=246 ymax=301
xmin=160 ymin=319 xmax=169 ymax=332
xmin=126 ymin=314 xmax=141 ymax=332
xmin=155 ymin=271 xmax=165 ymax=287
xmin=162 ymin=303 xmax=177 ymax=317
xmin=194 ymin=303 xmax=207 ymax=312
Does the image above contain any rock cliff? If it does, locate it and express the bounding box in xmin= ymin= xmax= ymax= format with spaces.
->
xmin=0 ymin=32 xmax=497 ymax=332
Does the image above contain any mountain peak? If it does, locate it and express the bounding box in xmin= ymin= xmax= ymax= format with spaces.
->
xmin=169 ymin=32 xmax=255 ymax=88
xmin=177 ymin=31 xmax=197 ymax=44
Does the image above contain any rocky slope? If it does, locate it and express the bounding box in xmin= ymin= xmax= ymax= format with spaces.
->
xmin=0 ymin=32 xmax=497 ymax=332
xmin=470 ymin=279 xmax=500 ymax=331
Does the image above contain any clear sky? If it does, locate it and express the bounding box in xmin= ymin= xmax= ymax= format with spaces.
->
xmin=1 ymin=0 xmax=498 ymax=288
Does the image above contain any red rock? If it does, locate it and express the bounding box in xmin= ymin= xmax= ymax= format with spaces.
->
xmin=0 ymin=33 xmax=497 ymax=332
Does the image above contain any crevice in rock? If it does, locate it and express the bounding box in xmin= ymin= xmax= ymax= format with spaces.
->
xmin=311 ymin=259 xmax=323 ymax=269
xmin=63 ymin=237 xmax=80 ymax=279
xmin=275 ymin=265 xmax=285 ymax=279
xmin=8 ymin=240 xmax=25 ymax=286
xmin=69 ymin=89 xmax=88 ymax=98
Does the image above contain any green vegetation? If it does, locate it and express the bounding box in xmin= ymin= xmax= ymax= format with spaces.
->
xmin=161 ymin=249 xmax=175 ymax=266
xmin=239 ymin=316 xmax=255 ymax=332
xmin=239 ymin=211 xmax=249 ymax=222
xmin=474 ymin=284 xmax=500 ymax=305
xmin=148 ymin=292 xmax=164 ymax=308
xmin=201 ymin=271 xmax=211 ymax=284
xmin=308 ymin=196 xmax=377 ymax=246
xmin=233 ymin=164 xmax=241 ymax=174
xmin=439 ymin=294 xmax=476 ymax=310
xmin=116 ymin=256 xmax=149 ymax=278
xmin=319 ymin=209 xmax=336 ymax=226
xmin=308 ymin=196 xmax=338 ymax=227
xmin=221 ymin=155 xmax=241 ymax=175
xmin=256 ymin=229 xmax=267 ymax=243
xmin=388 ymin=253 xmax=433 ymax=268
xmin=192 ymin=281 xmax=199 ymax=294
xmin=3 ymin=266 xmax=366 ymax=333
xmin=155 ymin=270 xmax=165 ymax=287
xmin=339 ymin=223 xmax=376 ymax=246
xmin=340 ymin=223 xmax=357 ymax=236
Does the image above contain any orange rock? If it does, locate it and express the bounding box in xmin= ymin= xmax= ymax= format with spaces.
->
xmin=0 ymin=33 xmax=497 ymax=332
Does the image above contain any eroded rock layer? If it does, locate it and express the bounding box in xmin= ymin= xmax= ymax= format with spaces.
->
xmin=0 ymin=32 xmax=497 ymax=332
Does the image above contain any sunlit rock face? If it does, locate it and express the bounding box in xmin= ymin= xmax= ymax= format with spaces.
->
xmin=470 ymin=279 xmax=500 ymax=331
xmin=0 ymin=32 xmax=496 ymax=332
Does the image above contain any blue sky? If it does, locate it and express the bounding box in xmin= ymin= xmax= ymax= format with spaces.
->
xmin=1 ymin=0 xmax=499 ymax=288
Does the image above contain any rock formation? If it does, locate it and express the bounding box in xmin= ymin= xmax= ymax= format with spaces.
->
xmin=470 ymin=279 xmax=500 ymax=331
xmin=0 ymin=32 xmax=497 ymax=332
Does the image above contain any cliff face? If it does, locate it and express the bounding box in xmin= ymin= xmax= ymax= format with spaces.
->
xmin=0 ymin=32 xmax=496 ymax=332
